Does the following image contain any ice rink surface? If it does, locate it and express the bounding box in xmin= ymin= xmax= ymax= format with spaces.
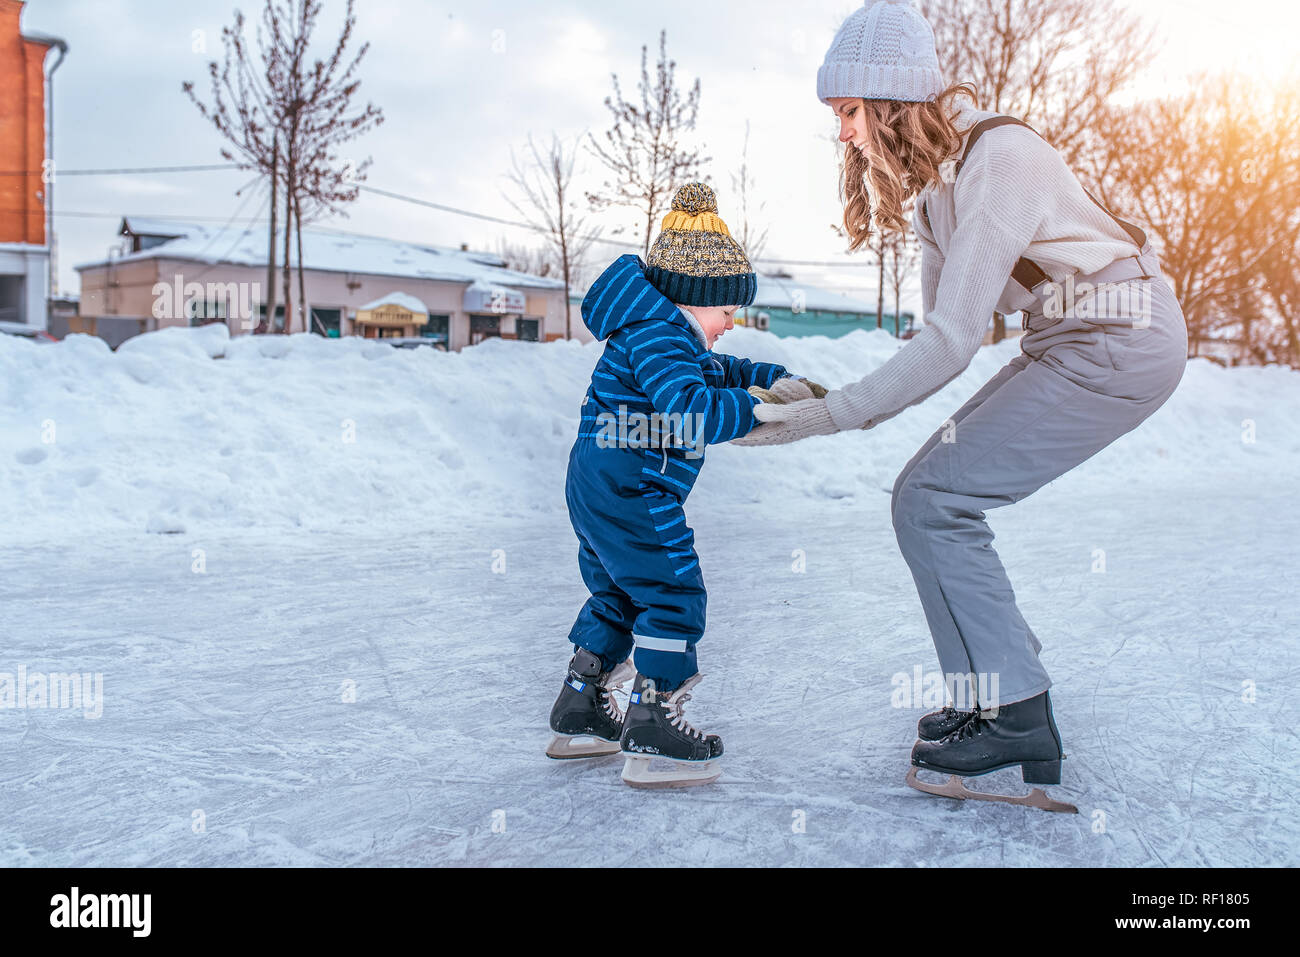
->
xmin=2 ymin=325 xmax=1296 ymax=865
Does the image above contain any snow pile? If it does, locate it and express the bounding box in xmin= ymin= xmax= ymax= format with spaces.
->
xmin=1 ymin=323 xmax=1295 ymax=543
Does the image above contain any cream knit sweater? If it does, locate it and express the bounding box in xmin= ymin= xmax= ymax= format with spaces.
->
xmin=823 ymin=101 xmax=1143 ymax=432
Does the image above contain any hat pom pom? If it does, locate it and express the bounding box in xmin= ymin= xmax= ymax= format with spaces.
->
xmin=671 ymin=183 xmax=718 ymax=216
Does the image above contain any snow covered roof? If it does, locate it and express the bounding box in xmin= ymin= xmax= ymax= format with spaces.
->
xmin=464 ymin=280 xmax=527 ymax=314
xmin=118 ymin=217 xmax=189 ymax=240
xmin=464 ymin=279 xmax=527 ymax=301
xmin=358 ymin=291 xmax=430 ymax=313
xmin=21 ymin=30 xmax=67 ymax=48
xmin=77 ymin=217 xmax=566 ymax=291
xmin=569 ymin=269 xmax=887 ymax=315
xmin=752 ymin=273 xmax=883 ymax=315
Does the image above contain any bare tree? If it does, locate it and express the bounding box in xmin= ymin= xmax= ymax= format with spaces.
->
xmin=1258 ymin=238 xmax=1300 ymax=368
xmin=505 ymin=133 xmax=602 ymax=340
xmin=731 ymin=120 xmax=770 ymax=264
xmin=730 ymin=120 xmax=771 ymax=326
xmin=184 ymin=6 xmax=280 ymax=330
xmin=827 ymin=214 xmax=889 ymax=331
xmin=266 ymin=0 xmax=383 ymax=333
xmin=919 ymin=0 xmax=1154 ymax=169
xmin=854 ymin=225 xmax=890 ymax=330
xmin=187 ymin=0 xmax=382 ymax=335
xmin=884 ymin=230 xmax=921 ymax=336
xmin=1092 ymin=72 xmax=1300 ymax=363
xmin=587 ymin=30 xmax=708 ymax=256
xmin=495 ymin=238 xmax=557 ymax=279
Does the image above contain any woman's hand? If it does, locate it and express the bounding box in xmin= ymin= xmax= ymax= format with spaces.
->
xmin=731 ymin=397 xmax=840 ymax=446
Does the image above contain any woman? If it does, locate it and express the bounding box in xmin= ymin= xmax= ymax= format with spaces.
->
xmin=737 ymin=0 xmax=1188 ymax=804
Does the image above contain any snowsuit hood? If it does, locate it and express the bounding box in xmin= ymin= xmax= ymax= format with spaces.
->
xmin=581 ymin=254 xmax=704 ymax=348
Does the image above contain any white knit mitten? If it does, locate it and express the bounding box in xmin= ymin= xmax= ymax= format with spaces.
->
xmin=747 ymin=376 xmax=829 ymax=405
xmin=731 ymin=398 xmax=839 ymax=447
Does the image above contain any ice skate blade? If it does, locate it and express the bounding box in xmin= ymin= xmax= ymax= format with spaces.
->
xmin=545 ymin=734 xmax=622 ymax=760
xmin=905 ymin=767 xmax=1078 ymax=814
xmin=621 ymin=754 xmax=722 ymax=789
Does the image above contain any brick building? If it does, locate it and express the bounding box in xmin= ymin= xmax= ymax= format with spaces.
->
xmin=0 ymin=0 xmax=65 ymax=328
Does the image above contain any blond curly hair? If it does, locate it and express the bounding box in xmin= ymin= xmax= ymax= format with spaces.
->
xmin=839 ymin=81 xmax=979 ymax=251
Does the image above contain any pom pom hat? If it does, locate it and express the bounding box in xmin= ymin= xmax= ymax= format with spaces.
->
xmin=644 ymin=183 xmax=757 ymax=308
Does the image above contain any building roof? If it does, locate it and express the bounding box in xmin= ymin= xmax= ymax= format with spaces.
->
xmin=73 ymin=217 xmax=566 ymax=291
xmin=358 ymin=291 xmax=429 ymax=313
xmin=21 ymin=30 xmax=67 ymax=49
xmin=752 ymin=273 xmax=884 ymax=315
xmin=569 ymin=269 xmax=888 ymax=316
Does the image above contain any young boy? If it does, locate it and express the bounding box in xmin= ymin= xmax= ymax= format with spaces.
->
xmin=546 ymin=183 xmax=826 ymax=788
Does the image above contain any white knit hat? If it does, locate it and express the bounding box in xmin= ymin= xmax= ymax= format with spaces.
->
xmin=817 ymin=0 xmax=945 ymax=104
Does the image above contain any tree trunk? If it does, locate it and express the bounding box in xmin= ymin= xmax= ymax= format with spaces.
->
xmin=888 ymin=267 xmax=898 ymax=336
xmin=282 ymin=161 xmax=293 ymax=334
xmin=876 ymin=254 xmax=885 ymax=330
xmin=561 ymin=243 xmax=572 ymax=341
xmin=263 ymin=135 xmax=278 ymax=335
xmin=295 ymin=187 xmax=306 ymax=335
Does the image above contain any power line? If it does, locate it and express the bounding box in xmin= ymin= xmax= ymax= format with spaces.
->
xmin=31 ymin=202 xmax=880 ymax=271
xmin=174 ymin=177 xmax=269 ymax=283
xmin=19 ymin=183 xmax=877 ymax=271
xmin=357 ymin=184 xmax=532 ymax=230
xmin=0 ymin=160 xmax=875 ymax=269
xmin=356 ymin=182 xmax=872 ymax=270
xmin=0 ymin=164 xmax=242 ymax=176
xmin=0 ymin=208 xmax=265 ymax=223
xmin=24 ymin=200 xmax=875 ymax=270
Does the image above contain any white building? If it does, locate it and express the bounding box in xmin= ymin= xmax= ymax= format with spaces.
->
xmin=74 ymin=217 xmax=571 ymax=350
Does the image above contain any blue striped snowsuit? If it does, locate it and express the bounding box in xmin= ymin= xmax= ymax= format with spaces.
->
xmin=566 ymin=254 xmax=789 ymax=691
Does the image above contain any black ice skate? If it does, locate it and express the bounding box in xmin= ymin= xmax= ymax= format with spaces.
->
xmin=546 ymin=648 xmax=634 ymax=759
xmin=916 ymin=705 xmax=976 ymax=741
xmin=619 ymin=673 xmax=723 ymax=789
xmin=906 ymin=691 xmax=1078 ymax=813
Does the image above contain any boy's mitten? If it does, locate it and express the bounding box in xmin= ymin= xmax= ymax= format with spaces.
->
xmin=747 ymin=376 xmax=829 ymax=405
xmin=785 ymin=376 xmax=830 ymax=400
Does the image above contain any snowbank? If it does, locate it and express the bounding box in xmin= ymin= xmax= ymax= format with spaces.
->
xmin=1 ymin=324 xmax=1295 ymax=543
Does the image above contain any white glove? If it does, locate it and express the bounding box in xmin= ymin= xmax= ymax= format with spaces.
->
xmin=731 ymin=397 xmax=840 ymax=447
xmin=747 ymin=376 xmax=829 ymax=405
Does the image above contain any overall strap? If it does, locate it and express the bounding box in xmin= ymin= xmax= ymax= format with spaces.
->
xmin=1081 ymin=186 xmax=1148 ymax=249
xmin=954 ymin=115 xmax=1037 ymax=177
xmin=922 ymin=115 xmax=1147 ymax=294
xmin=961 ymin=117 xmax=1052 ymax=290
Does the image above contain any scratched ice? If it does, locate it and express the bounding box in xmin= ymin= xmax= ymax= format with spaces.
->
xmin=1 ymin=324 xmax=1294 ymax=865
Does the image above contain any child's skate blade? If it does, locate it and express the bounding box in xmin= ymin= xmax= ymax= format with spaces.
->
xmin=545 ymin=734 xmax=622 ymax=759
xmin=621 ymin=754 xmax=721 ymax=789
xmin=905 ymin=767 xmax=1077 ymax=814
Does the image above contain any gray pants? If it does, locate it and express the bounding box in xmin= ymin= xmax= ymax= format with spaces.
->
xmin=891 ymin=246 xmax=1188 ymax=705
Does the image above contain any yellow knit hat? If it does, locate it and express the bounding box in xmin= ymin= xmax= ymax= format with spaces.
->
xmin=644 ymin=183 xmax=757 ymax=307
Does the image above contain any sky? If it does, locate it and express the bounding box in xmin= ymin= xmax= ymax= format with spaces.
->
xmin=16 ymin=0 xmax=1297 ymax=314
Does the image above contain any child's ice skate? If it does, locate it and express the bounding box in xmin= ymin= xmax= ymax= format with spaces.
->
xmin=546 ymin=648 xmax=634 ymax=759
xmin=619 ymin=672 xmax=723 ymax=789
